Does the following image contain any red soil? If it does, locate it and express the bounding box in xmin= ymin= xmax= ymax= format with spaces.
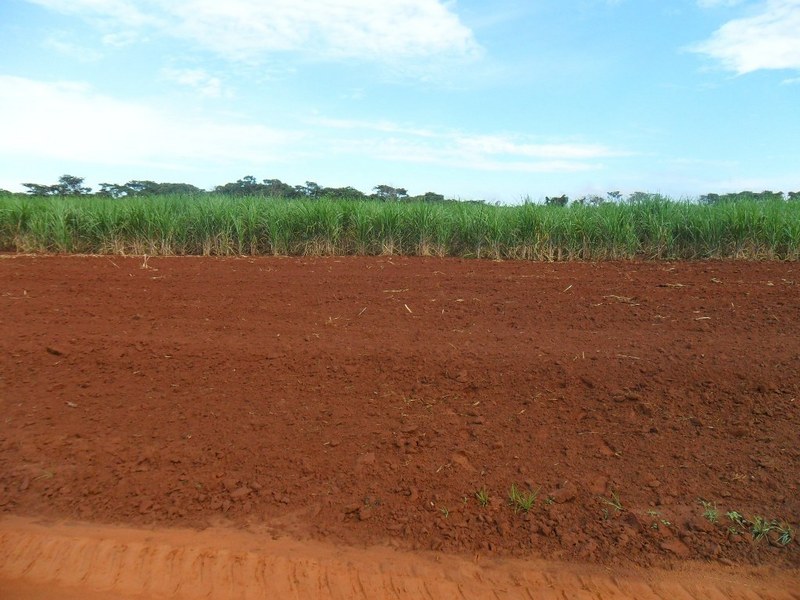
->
xmin=1 ymin=256 xmax=798 ymax=595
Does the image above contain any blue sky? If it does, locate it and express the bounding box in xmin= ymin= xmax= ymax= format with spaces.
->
xmin=1 ymin=0 xmax=798 ymax=202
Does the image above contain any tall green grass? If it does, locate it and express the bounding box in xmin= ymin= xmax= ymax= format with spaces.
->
xmin=0 ymin=193 xmax=798 ymax=259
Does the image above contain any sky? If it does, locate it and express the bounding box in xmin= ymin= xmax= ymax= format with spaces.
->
xmin=1 ymin=0 xmax=798 ymax=203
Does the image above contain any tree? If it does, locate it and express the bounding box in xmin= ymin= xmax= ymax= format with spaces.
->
xmin=606 ymin=191 xmax=622 ymax=203
xmin=418 ymin=192 xmax=445 ymax=203
xmin=295 ymin=181 xmax=322 ymax=199
xmin=97 ymin=183 xmax=128 ymax=198
xmin=701 ymin=190 xmax=785 ymax=204
xmin=321 ymin=186 xmax=366 ymax=200
xmin=55 ymin=174 xmax=92 ymax=195
xmin=124 ymin=180 xmax=160 ymax=196
xmin=154 ymin=182 xmax=203 ymax=195
xmin=627 ymin=191 xmax=668 ymax=204
xmin=22 ymin=174 xmax=91 ymax=196
xmin=699 ymin=193 xmax=721 ymax=205
xmin=21 ymin=182 xmax=57 ymax=196
xmin=97 ymin=180 xmax=203 ymax=198
xmin=754 ymin=190 xmax=783 ymax=202
xmin=545 ymin=194 xmax=569 ymax=207
xmin=215 ymin=176 xmax=263 ymax=196
xmin=372 ymin=185 xmax=408 ymax=201
xmin=788 ymin=191 xmax=800 ymax=202
xmin=262 ymin=178 xmax=298 ymax=198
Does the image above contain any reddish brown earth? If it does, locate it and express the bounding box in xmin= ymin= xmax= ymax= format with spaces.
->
xmin=1 ymin=255 xmax=798 ymax=597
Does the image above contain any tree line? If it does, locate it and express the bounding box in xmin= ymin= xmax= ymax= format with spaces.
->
xmin=12 ymin=175 xmax=448 ymax=203
xmin=5 ymin=174 xmax=800 ymax=205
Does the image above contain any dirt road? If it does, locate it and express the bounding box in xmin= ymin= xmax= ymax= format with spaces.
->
xmin=2 ymin=517 xmax=797 ymax=599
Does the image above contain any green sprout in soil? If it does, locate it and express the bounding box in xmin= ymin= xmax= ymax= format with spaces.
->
xmin=727 ymin=510 xmax=747 ymax=528
xmin=475 ymin=487 xmax=490 ymax=507
xmin=775 ymin=522 xmax=794 ymax=546
xmin=509 ymin=483 xmax=539 ymax=513
xmin=699 ymin=499 xmax=719 ymax=524
xmin=440 ymin=506 xmax=450 ymax=519
xmin=601 ymin=491 xmax=624 ymax=512
xmin=750 ymin=516 xmax=775 ymax=541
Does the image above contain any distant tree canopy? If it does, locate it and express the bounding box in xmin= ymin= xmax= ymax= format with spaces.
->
xmin=22 ymin=174 xmax=92 ymax=196
xmin=12 ymin=174 xmax=800 ymax=207
xmin=321 ymin=186 xmax=366 ymax=200
xmin=372 ymin=184 xmax=409 ymax=201
xmin=699 ymin=190 xmax=785 ymax=205
xmin=97 ymin=180 xmax=203 ymax=198
xmin=545 ymin=194 xmax=569 ymax=207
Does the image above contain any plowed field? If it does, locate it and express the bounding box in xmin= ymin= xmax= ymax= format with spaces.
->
xmin=1 ymin=256 xmax=798 ymax=598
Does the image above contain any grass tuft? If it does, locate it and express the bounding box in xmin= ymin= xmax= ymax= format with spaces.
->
xmin=475 ymin=487 xmax=490 ymax=507
xmin=602 ymin=491 xmax=624 ymax=513
xmin=699 ymin=499 xmax=719 ymax=524
xmin=508 ymin=483 xmax=540 ymax=513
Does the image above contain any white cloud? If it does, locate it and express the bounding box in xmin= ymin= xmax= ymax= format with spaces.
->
xmin=310 ymin=116 xmax=438 ymax=139
xmin=27 ymin=0 xmax=160 ymax=28
xmin=43 ymin=35 xmax=104 ymax=61
xmin=691 ymin=0 xmax=800 ymax=73
xmin=161 ymin=68 xmax=227 ymax=98
xmin=101 ymin=30 xmax=140 ymax=47
xmin=697 ymin=0 xmax=745 ymax=7
xmin=0 ymin=75 xmax=297 ymax=169
xmin=0 ymin=74 xmax=623 ymax=184
xmin=311 ymin=117 xmax=626 ymax=173
xmin=452 ymin=134 xmax=623 ymax=160
xmin=25 ymin=0 xmax=480 ymax=65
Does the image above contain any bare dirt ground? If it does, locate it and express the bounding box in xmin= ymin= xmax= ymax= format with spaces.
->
xmin=1 ymin=255 xmax=798 ymax=598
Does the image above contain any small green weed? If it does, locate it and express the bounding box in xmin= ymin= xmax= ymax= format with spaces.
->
xmin=726 ymin=510 xmax=746 ymax=528
xmin=475 ymin=487 xmax=490 ymax=507
xmin=440 ymin=506 xmax=450 ymax=518
xmin=508 ymin=483 xmax=540 ymax=513
xmin=699 ymin=499 xmax=719 ymax=524
xmin=750 ymin=516 xmax=775 ymax=541
xmin=775 ymin=522 xmax=794 ymax=546
xmin=601 ymin=491 xmax=624 ymax=512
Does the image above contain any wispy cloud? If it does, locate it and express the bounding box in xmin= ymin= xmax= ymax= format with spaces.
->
xmin=101 ymin=30 xmax=140 ymax=47
xmin=43 ymin=35 xmax=103 ymax=62
xmin=27 ymin=0 xmax=161 ymax=28
xmin=0 ymin=75 xmax=297 ymax=169
xmin=0 ymin=74 xmax=622 ymax=180
xmin=309 ymin=116 xmax=438 ymax=139
xmin=310 ymin=117 xmax=628 ymax=173
xmin=696 ymin=0 xmax=745 ymax=7
xmin=161 ymin=68 xmax=228 ymax=98
xmin=690 ymin=0 xmax=800 ymax=73
xmin=25 ymin=0 xmax=481 ymax=66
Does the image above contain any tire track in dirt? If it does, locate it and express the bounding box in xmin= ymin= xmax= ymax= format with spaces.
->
xmin=1 ymin=517 xmax=797 ymax=600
